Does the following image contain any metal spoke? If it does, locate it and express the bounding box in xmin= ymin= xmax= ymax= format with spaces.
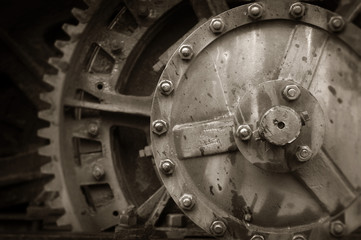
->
xmin=293 ymin=149 xmax=356 ymax=214
xmin=189 ymin=0 xmax=229 ymax=20
xmin=64 ymin=94 xmax=152 ymax=117
xmin=335 ymin=0 xmax=361 ymax=22
xmin=136 ymin=186 xmax=166 ymax=221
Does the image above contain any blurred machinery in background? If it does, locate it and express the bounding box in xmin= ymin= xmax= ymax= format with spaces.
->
xmin=0 ymin=0 xmax=360 ymax=239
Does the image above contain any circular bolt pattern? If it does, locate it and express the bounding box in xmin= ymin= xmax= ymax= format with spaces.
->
xmin=92 ymin=165 xmax=105 ymax=180
xmin=248 ymin=3 xmax=263 ymax=19
xmin=251 ymin=235 xmax=264 ymax=240
xmin=159 ymin=159 xmax=175 ymax=175
xmin=289 ymin=2 xmax=305 ymax=19
xmin=236 ymin=125 xmax=252 ymax=141
xmin=159 ymin=80 xmax=174 ymax=95
xmin=179 ymin=45 xmax=193 ymax=60
xmin=88 ymin=123 xmax=99 ymax=137
xmin=330 ymin=220 xmax=345 ymax=237
xmin=179 ymin=194 xmax=195 ymax=210
xmin=283 ymin=85 xmax=301 ymax=101
xmin=296 ymin=145 xmax=313 ymax=162
xmin=210 ymin=220 xmax=227 ymax=236
xmin=328 ymin=16 xmax=345 ymax=32
xmin=210 ymin=18 xmax=225 ymax=33
xmin=152 ymin=120 xmax=168 ymax=136
xmin=293 ymin=235 xmax=306 ymax=240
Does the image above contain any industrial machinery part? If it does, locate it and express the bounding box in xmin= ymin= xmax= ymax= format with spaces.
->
xmin=38 ymin=0 xmax=361 ymax=239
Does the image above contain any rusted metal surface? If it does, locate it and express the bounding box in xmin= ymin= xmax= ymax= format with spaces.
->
xmin=151 ymin=1 xmax=361 ymax=239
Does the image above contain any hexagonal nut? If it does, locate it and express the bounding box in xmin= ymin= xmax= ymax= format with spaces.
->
xmin=158 ymin=80 xmax=174 ymax=95
xmin=296 ymin=145 xmax=313 ymax=162
xmin=92 ymin=164 xmax=105 ymax=180
xmin=289 ymin=2 xmax=305 ymax=19
xmin=179 ymin=44 xmax=193 ymax=60
xmin=210 ymin=220 xmax=227 ymax=236
xmin=283 ymin=85 xmax=301 ymax=101
xmin=330 ymin=220 xmax=345 ymax=237
xmin=159 ymin=159 xmax=175 ymax=175
xmin=166 ymin=214 xmax=186 ymax=227
xmin=328 ymin=16 xmax=345 ymax=32
xmin=152 ymin=120 xmax=168 ymax=136
xmin=248 ymin=3 xmax=263 ymax=19
xmin=179 ymin=193 xmax=195 ymax=210
xmin=119 ymin=209 xmax=137 ymax=227
xmin=209 ymin=18 xmax=225 ymax=33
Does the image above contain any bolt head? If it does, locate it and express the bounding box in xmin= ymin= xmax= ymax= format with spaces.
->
xmin=292 ymin=235 xmax=306 ymax=240
xmin=210 ymin=18 xmax=225 ymax=33
xmin=152 ymin=120 xmax=168 ymax=136
xmin=210 ymin=220 xmax=227 ymax=236
xmin=179 ymin=45 xmax=193 ymax=60
xmin=159 ymin=159 xmax=175 ymax=175
xmin=296 ymin=145 xmax=313 ymax=162
xmin=244 ymin=213 xmax=252 ymax=222
xmin=159 ymin=80 xmax=174 ymax=95
xmin=92 ymin=165 xmax=105 ymax=180
xmin=236 ymin=125 xmax=252 ymax=141
xmin=251 ymin=235 xmax=264 ymax=240
xmin=328 ymin=16 xmax=345 ymax=32
xmin=179 ymin=194 xmax=195 ymax=210
xmin=330 ymin=220 xmax=345 ymax=237
xmin=88 ymin=123 xmax=99 ymax=136
xmin=283 ymin=85 xmax=301 ymax=101
xmin=248 ymin=3 xmax=263 ymax=19
xmin=289 ymin=3 xmax=305 ymax=19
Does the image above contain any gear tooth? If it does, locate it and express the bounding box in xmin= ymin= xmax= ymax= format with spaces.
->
xmin=49 ymin=57 xmax=69 ymax=72
xmin=38 ymin=144 xmax=55 ymax=157
xmin=62 ymin=23 xmax=83 ymax=39
xmin=38 ymin=127 xmax=53 ymax=139
xmin=54 ymin=40 xmax=70 ymax=52
xmin=44 ymin=178 xmax=61 ymax=191
xmin=71 ymin=8 xmax=89 ymax=23
xmin=41 ymin=162 xmax=54 ymax=174
xmin=48 ymin=195 xmax=64 ymax=209
xmin=39 ymin=92 xmax=53 ymax=104
xmin=56 ymin=215 xmax=72 ymax=227
xmin=43 ymin=74 xmax=58 ymax=87
xmin=38 ymin=109 xmax=55 ymax=122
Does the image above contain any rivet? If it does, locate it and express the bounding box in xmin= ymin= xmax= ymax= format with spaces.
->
xmin=296 ymin=145 xmax=313 ymax=162
xmin=88 ymin=122 xmax=99 ymax=137
xmin=210 ymin=220 xmax=227 ymax=236
xmin=210 ymin=18 xmax=225 ymax=33
xmin=248 ymin=3 xmax=263 ymax=19
xmin=236 ymin=125 xmax=252 ymax=141
xmin=159 ymin=159 xmax=175 ymax=175
xmin=179 ymin=194 xmax=195 ymax=210
xmin=330 ymin=220 xmax=345 ymax=237
xmin=92 ymin=165 xmax=105 ymax=180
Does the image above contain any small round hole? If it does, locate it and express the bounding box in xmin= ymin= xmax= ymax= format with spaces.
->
xmin=112 ymin=211 xmax=119 ymax=217
xmin=97 ymin=82 xmax=104 ymax=90
xmin=277 ymin=122 xmax=285 ymax=129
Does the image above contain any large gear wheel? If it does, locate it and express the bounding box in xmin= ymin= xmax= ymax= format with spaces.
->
xmin=38 ymin=0 xmax=361 ymax=238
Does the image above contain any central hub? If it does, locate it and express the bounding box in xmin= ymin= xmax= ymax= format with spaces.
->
xmin=259 ymin=105 xmax=302 ymax=146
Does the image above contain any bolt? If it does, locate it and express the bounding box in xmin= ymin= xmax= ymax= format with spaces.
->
xmin=179 ymin=45 xmax=193 ymax=60
xmin=330 ymin=220 xmax=345 ymax=237
xmin=152 ymin=120 xmax=168 ymax=135
xmin=293 ymin=235 xmax=306 ymax=240
xmin=210 ymin=18 xmax=225 ymax=33
xmin=248 ymin=3 xmax=263 ymax=19
xmin=251 ymin=235 xmax=264 ymax=240
xmin=88 ymin=123 xmax=99 ymax=137
xmin=296 ymin=145 xmax=313 ymax=162
xmin=137 ymin=0 xmax=149 ymax=18
xmin=300 ymin=111 xmax=310 ymax=125
xmin=179 ymin=194 xmax=195 ymax=210
xmin=289 ymin=3 xmax=305 ymax=19
xmin=236 ymin=125 xmax=252 ymax=141
xmin=210 ymin=220 xmax=227 ymax=236
xmin=110 ymin=39 xmax=124 ymax=54
xmin=159 ymin=159 xmax=175 ymax=175
xmin=92 ymin=165 xmax=105 ymax=180
xmin=283 ymin=85 xmax=301 ymax=101
xmin=328 ymin=16 xmax=345 ymax=32
xmin=159 ymin=80 xmax=174 ymax=95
